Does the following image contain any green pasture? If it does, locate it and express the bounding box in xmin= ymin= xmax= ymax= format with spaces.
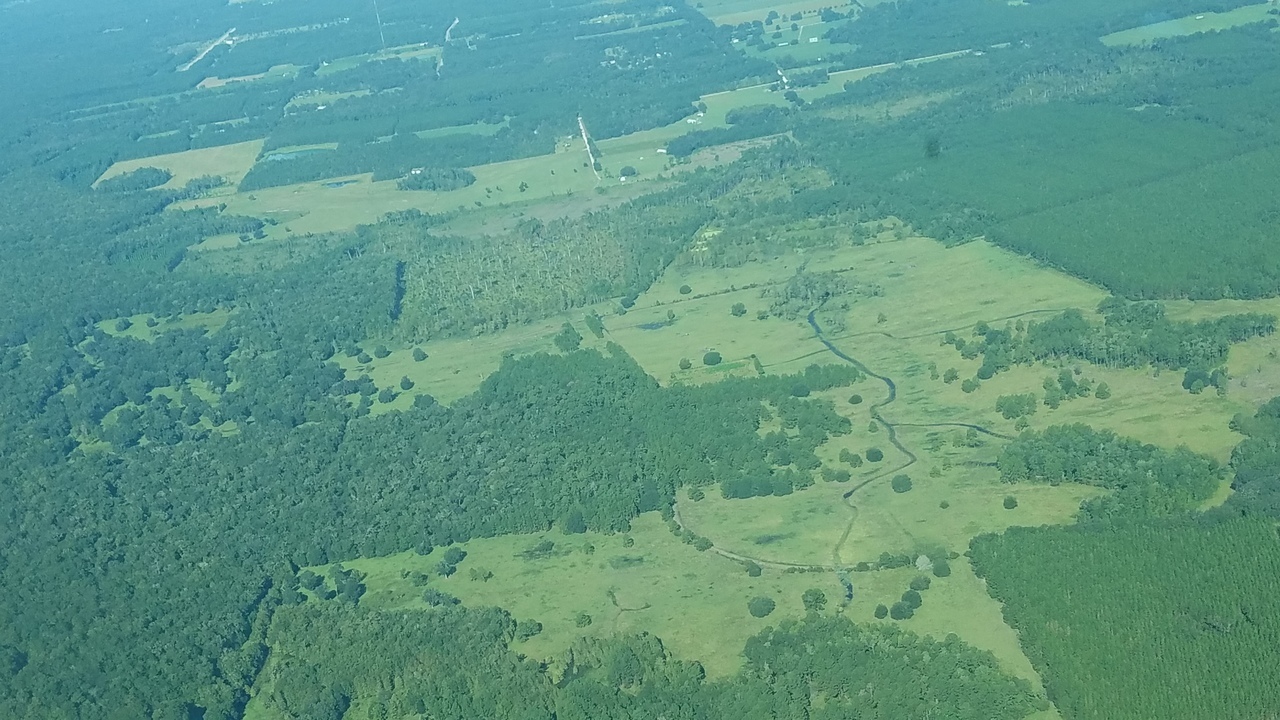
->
xmin=1102 ymin=3 xmax=1278 ymax=45
xmin=285 ymin=89 xmax=371 ymax=109
xmin=697 ymin=0 xmax=859 ymax=26
xmin=97 ymin=308 xmax=233 ymax=342
xmin=181 ymin=145 xmax=615 ymax=237
xmin=94 ymin=139 xmax=265 ymax=190
xmin=334 ymin=310 xmax=620 ymax=410
xmin=413 ymin=118 xmax=508 ymax=140
xmin=315 ymin=43 xmax=441 ymax=77
xmin=328 ymin=512 xmax=845 ymax=679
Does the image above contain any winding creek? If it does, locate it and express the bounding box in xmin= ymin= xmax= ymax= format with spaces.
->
xmin=673 ymin=307 xmax=1014 ymax=604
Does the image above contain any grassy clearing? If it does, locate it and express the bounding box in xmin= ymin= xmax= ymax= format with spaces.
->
xmin=1102 ymin=2 xmax=1278 ymax=45
xmin=180 ymin=136 xmax=689 ymax=237
xmin=97 ymin=309 xmax=233 ymax=341
xmin=94 ymin=140 xmax=265 ymax=190
xmin=797 ymin=237 xmax=1251 ymax=461
xmin=699 ymin=0 xmax=859 ymax=26
xmin=285 ymin=89 xmax=371 ymax=108
xmin=335 ymin=310 xmax=620 ymax=409
xmin=315 ymin=43 xmax=441 ymax=77
xmin=413 ymin=118 xmax=507 ymax=140
xmin=331 ymin=512 xmax=845 ymax=678
xmin=196 ymin=64 xmax=301 ymax=90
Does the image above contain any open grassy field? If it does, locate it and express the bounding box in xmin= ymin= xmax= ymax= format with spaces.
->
xmin=332 ymin=309 xmax=617 ymax=410
xmin=196 ymin=63 xmax=301 ymax=90
xmin=97 ymin=308 xmax=233 ymax=341
xmin=324 ymin=513 xmax=846 ymax=678
xmin=697 ymin=0 xmax=859 ymax=26
xmin=314 ymin=42 xmax=441 ymax=77
xmin=1102 ymin=2 xmax=1278 ymax=45
xmin=322 ymin=509 xmax=1053 ymax=701
xmin=94 ymin=139 xmax=265 ymax=190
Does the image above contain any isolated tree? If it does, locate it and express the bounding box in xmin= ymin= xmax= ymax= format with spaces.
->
xmin=575 ymin=613 xmax=593 ymax=628
xmin=357 ymin=352 xmax=373 ymax=364
xmin=553 ymin=322 xmax=583 ymax=353
xmin=848 ymin=394 xmax=863 ymax=405
xmin=115 ymin=318 xmax=132 ymax=332
xmin=679 ymin=284 xmax=692 ymax=295
xmin=374 ymin=344 xmax=391 ymax=359
xmin=619 ymin=166 xmax=638 ymax=178
xmin=679 ymin=358 xmax=692 ymax=370
xmin=889 ymin=601 xmax=914 ymax=620
xmin=748 ymin=596 xmax=776 ymax=618
xmin=378 ymin=388 xmax=396 ymax=404
xmin=563 ymin=508 xmax=587 ymax=534
xmin=1003 ymin=495 xmax=1019 ymax=509
xmin=1095 ymin=382 xmax=1112 ymax=399
xmin=802 ymin=588 xmax=827 ymax=613
xmin=943 ymin=368 xmax=959 ymax=383
xmin=910 ymin=576 xmax=932 ymax=591
xmin=703 ymin=351 xmax=722 ymax=366
xmin=901 ymin=589 xmax=923 ymax=609
xmin=515 ymin=620 xmax=543 ymax=641
xmin=932 ymin=559 xmax=952 ymax=578
xmin=731 ymin=302 xmax=747 ymax=317
xmin=745 ymin=561 xmax=763 ymax=577
xmin=412 ymin=347 xmax=427 ymax=362
xmin=961 ymin=378 xmax=980 ymax=393
xmin=868 ymin=421 xmax=879 ymax=433
xmin=874 ymin=604 xmax=889 ymax=619
xmin=443 ymin=547 xmax=467 ymax=565
xmin=939 ymin=500 xmax=950 ymax=509
xmin=399 ymin=376 xmax=414 ymax=391
xmin=891 ymin=474 xmax=913 ymax=493
xmin=866 ymin=447 xmax=884 ymax=462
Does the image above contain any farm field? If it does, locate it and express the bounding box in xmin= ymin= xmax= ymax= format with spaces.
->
xmin=1101 ymin=2 xmax=1278 ymax=45
xmin=94 ymin=139 xmax=265 ymax=189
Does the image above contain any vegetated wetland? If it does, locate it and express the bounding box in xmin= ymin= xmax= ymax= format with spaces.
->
xmin=6 ymin=0 xmax=1280 ymax=718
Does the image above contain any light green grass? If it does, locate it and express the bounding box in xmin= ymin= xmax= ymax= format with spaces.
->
xmin=315 ymin=43 xmax=441 ymax=77
xmin=285 ymin=89 xmax=371 ymax=108
xmin=1102 ymin=3 xmax=1278 ymax=45
xmin=94 ymin=139 xmax=265 ymax=190
xmin=700 ymin=0 xmax=858 ymax=26
xmin=98 ymin=308 xmax=233 ymax=341
xmin=334 ymin=310 xmax=620 ymax=409
xmin=413 ymin=118 xmax=507 ymax=140
xmin=328 ymin=513 xmax=846 ymax=678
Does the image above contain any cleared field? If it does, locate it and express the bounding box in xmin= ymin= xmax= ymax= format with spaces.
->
xmin=315 ymin=42 xmax=441 ymax=77
xmin=333 ymin=310 xmax=615 ymax=409
xmin=197 ymin=63 xmax=300 ymax=89
xmin=1102 ymin=3 xmax=1278 ymax=45
xmin=97 ymin=308 xmax=233 ymax=341
xmin=678 ymin=427 xmax=1100 ymax=567
xmin=699 ymin=0 xmax=859 ymax=26
xmin=94 ymin=139 xmax=265 ymax=190
xmin=328 ymin=513 xmax=845 ymax=678
xmin=285 ymin=89 xmax=371 ymax=108
xmin=181 ymin=146 xmax=619 ymax=237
